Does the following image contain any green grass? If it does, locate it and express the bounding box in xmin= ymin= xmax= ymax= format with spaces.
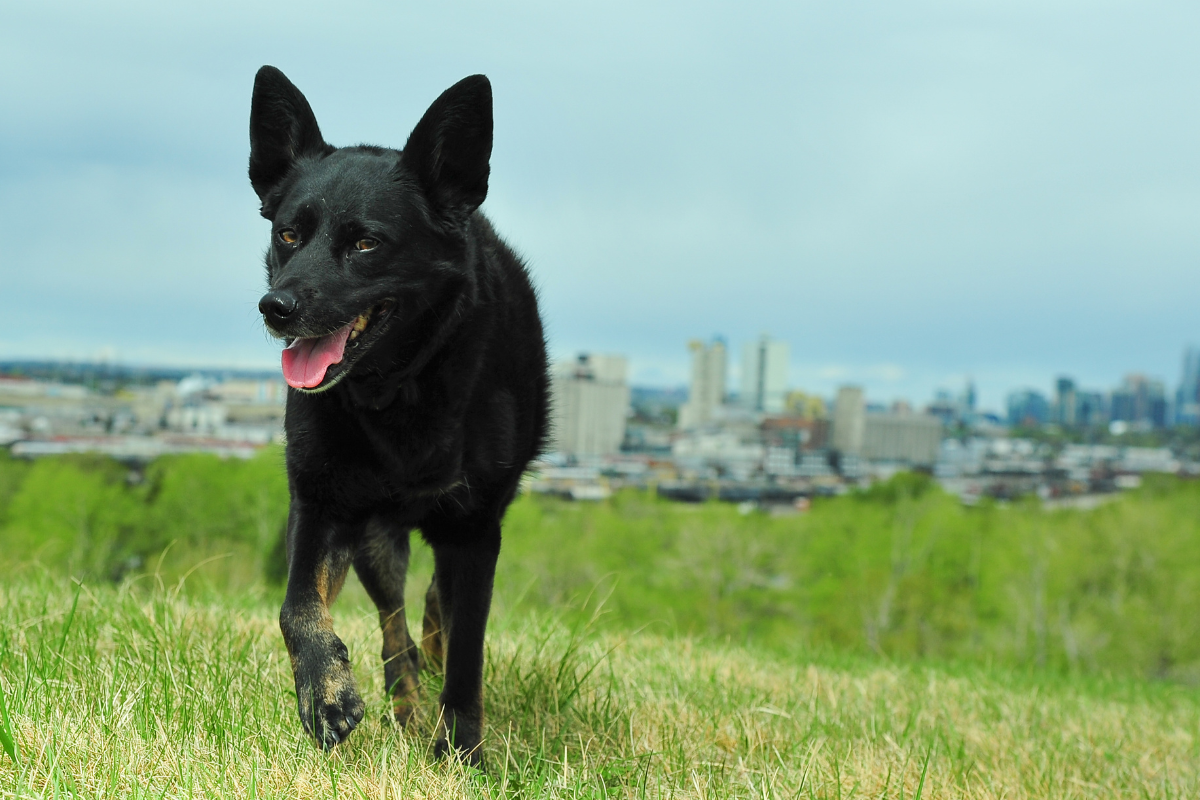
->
xmin=7 ymin=452 xmax=1200 ymax=679
xmin=4 ymin=455 xmax=1200 ymax=795
xmin=1 ymin=575 xmax=1198 ymax=798
xmin=495 ymin=474 xmax=1200 ymax=679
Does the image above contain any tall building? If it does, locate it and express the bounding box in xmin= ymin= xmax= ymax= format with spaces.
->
xmin=1007 ymin=389 xmax=1049 ymax=427
xmin=1177 ymin=347 xmax=1200 ymax=426
xmin=1054 ymin=376 xmax=1077 ymax=427
xmin=1076 ymin=391 xmax=1106 ymax=427
xmin=1045 ymin=375 xmax=1106 ymax=428
xmin=1111 ymin=374 xmax=1168 ymax=429
xmin=678 ymin=337 xmax=726 ymax=429
xmin=740 ymin=335 xmax=789 ymax=413
xmin=550 ymin=353 xmax=630 ymax=457
xmin=960 ymin=380 xmax=977 ymax=416
xmin=831 ymin=385 xmax=865 ymax=455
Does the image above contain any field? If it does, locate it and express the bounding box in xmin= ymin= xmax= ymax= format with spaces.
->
xmin=2 ymin=451 xmax=1200 ymax=796
xmin=3 ymin=579 xmax=1199 ymax=798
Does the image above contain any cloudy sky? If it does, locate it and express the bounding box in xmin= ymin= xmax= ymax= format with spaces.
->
xmin=2 ymin=1 xmax=1198 ymax=409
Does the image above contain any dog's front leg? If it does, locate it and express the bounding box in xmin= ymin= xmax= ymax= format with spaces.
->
xmin=430 ymin=527 xmax=500 ymax=768
xmin=279 ymin=506 xmax=364 ymax=749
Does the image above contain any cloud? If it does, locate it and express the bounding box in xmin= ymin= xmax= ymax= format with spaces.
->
xmin=1 ymin=0 xmax=1198 ymax=409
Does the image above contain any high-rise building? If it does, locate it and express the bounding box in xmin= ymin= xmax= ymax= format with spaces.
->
xmin=550 ymin=353 xmax=630 ymax=457
xmin=831 ymin=385 xmax=865 ymax=455
xmin=678 ymin=337 xmax=726 ymax=429
xmin=1007 ymin=389 xmax=1049 ymax=427
xmin=1054 ymin=376 xmax=1077 ymax=427
xmin=1111 ymin=374 xmax=1168 ymax=429
xmin=740 ymin=335 xmax=789 ymax=413
xmin=961 ymin=380 xmax=977 ymax=416
xmin=1176 ymin=347 xmax=1200 ymax=426
xmin=1046 ymin=375 xmax=1106 ymax=428
xmin=1076 ymin=391 xmax=1106 ymax=427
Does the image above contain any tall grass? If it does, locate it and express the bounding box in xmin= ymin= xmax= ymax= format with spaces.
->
xmin=1 ymin=576 xmax=1197 ymax=797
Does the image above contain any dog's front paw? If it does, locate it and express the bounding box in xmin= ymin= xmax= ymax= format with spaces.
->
xmin=295 ymin=642 xmax=365 ymax=750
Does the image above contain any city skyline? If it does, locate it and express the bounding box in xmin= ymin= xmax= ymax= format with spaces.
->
xmin=5 ymin=335 xmax=1197 ymax=423
xmin=3 ymin=3 xmax=1199 ymax=414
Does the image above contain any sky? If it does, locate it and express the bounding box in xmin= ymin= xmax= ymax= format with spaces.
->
xmin=1 ymin=1 xmax=1198 ymax=410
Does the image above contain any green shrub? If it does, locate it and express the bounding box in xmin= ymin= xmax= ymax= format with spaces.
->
xmin=5 ymin=455 xmax=1200 ymax=679
xmin=0 ymin=448 xmax=288 ymax=588
xmin=495 ymin=474 xmax=1200 ymax=679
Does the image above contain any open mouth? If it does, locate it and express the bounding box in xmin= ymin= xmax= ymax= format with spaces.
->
xmin=281 ymin=300 xmax=395 ymax=391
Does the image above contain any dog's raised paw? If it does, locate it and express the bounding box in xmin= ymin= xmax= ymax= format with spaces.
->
xmin=295 ymin=657 xmax=365 ymax=750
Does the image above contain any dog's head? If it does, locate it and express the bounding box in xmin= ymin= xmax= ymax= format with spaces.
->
xmin=248 ymin=66 xmax=492 ymax=393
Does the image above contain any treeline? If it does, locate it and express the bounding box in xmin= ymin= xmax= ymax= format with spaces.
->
xmin=0 ymin=449 xmax=289 ymax=589
xmin=3 ymin=449 xmax=1200 ymax=679
xmin=500 ymin=475 xmax=1200 ymax=679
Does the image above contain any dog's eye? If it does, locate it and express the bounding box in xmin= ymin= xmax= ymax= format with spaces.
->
xmin=278 ymin=229 xmax=299 ymax=245
xmin=354 ymin=238 xmax=379 ymax=252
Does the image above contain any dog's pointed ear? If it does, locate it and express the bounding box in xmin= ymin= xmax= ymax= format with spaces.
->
xmin=400 ymin=75 xmax=493 ymax=224
xmin=249 ymin=66 xmax=331 ymax=205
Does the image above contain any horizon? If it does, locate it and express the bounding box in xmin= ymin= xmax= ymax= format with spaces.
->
xmin=3 ymin=2 xmax=1198 ymax=412
xmin=0 ymin=351 xmax=1191 ymax=416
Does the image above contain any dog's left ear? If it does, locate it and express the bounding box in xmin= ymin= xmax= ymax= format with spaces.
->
xmin=249 ymin=66 xmax=332 ymax=208
xmin=400 ymin=75 xmax=493 ymax=224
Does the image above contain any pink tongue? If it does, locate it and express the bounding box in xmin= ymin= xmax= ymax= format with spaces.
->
xmin=281 ymin=324 xmax=354 ymax=388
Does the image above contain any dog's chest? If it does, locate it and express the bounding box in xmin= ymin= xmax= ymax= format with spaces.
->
xmin=286 ymin=397 xmax=465 ymax=512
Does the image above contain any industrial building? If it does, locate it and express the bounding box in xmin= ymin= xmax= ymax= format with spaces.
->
xmin=861 ymin=413 xmax=942 ymax=466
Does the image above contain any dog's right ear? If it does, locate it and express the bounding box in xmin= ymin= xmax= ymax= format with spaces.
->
xmin=399 ymin=75 xmax=493 ymax=227
xmin=249 ymin=66 xmax=331 ymax=211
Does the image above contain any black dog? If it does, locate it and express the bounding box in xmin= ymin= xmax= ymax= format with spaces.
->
xmin=248 ymin=66 xmax=549 ymax=766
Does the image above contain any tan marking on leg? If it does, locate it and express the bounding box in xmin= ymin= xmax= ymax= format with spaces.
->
xmin=314 ymin=559 xmax=350 ymax=606
xmin=390 ymin=672 xmax=420 ymax=725
xmin=422 ymin=579 xmax=445 ymax=672
xmin=380 ymin=608 xmax=421 ymax=724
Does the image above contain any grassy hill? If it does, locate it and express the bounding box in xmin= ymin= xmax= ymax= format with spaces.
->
xmin=4 ymin=450 xmax=1200 ymax=677
xmin=2 ymin=451 xmax=1200 ymax=795
xmin=1 ymin=577 xmax=1197 ymax=798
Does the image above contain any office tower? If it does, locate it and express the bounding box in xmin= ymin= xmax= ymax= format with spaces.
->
xmin=678 ymin=337 xmax=726 ymax=429
xmin=1177 ymin=347 xmax=1200 ymax=425
xmin=831 ymin=385 xmax=865 ymax=455
xmin=740 ymin=335 xmax=789 ymax=413
xmin=1007 ymin=389 xmax=1049 ymax=427
xmin=1111 ymin=374 xmax=1168 ymax=429
xmin=1054 ymin=376 xmax=1077 ymax=427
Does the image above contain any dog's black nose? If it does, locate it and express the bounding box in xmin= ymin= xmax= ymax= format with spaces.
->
xmin=259 ymin=290 xmax=298 ymax=326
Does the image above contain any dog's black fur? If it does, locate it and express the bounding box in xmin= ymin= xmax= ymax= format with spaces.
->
xmin=248 ymin=66 xmax=549 ymax=766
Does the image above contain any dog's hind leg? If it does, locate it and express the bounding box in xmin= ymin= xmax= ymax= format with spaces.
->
xmin=426 ymin=522 xmax=501 ymax=769
xmin=354 ymin=517 xmax=422 ymax=726
xmin=279 ymin=504 xmax=365 ymax=750
xmin=421 ymin=574 xmax=444 ymax=672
